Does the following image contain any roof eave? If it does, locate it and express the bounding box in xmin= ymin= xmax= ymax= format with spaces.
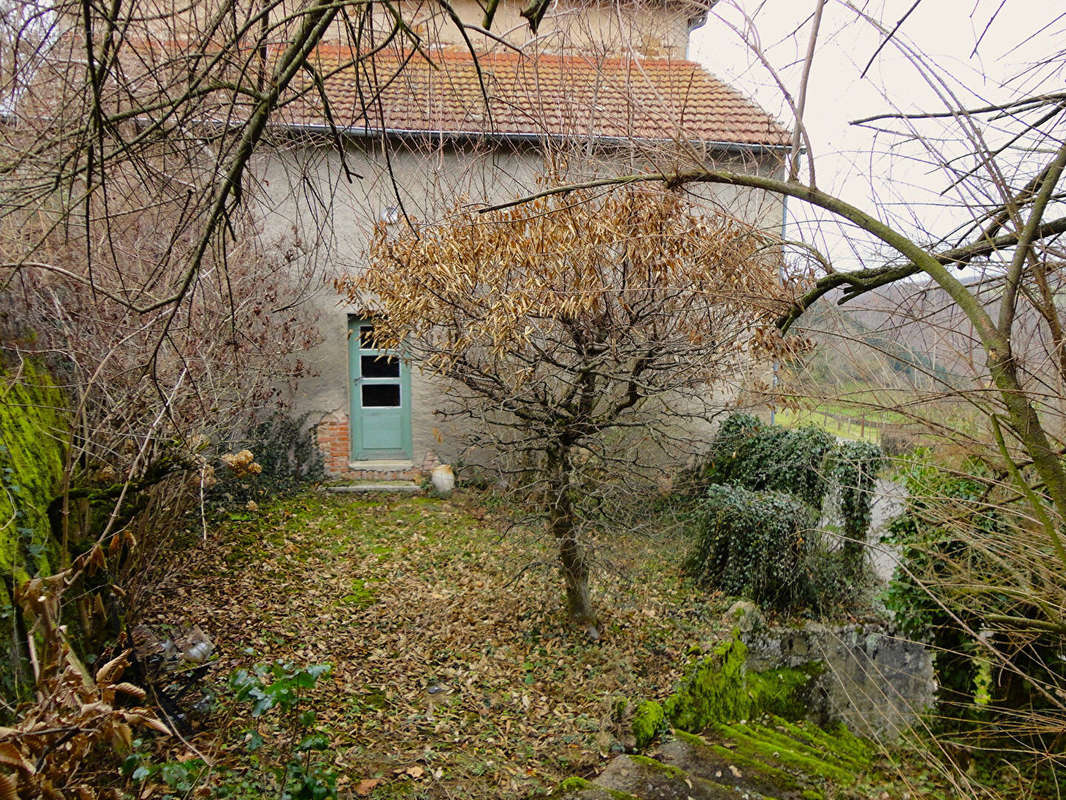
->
xmin=273 ymin=121 xmax=793 ymax=155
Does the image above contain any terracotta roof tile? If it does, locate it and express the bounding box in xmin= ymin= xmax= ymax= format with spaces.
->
xmin=279 ymin=47 xmax=790 ymax=148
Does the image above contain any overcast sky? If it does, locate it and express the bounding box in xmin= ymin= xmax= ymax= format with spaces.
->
xmin=689 ymin=1 xmax=1065 ymax=269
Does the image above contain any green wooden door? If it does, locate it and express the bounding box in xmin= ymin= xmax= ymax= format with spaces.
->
xmin=348 ymin=317 xmax=412 ymax=460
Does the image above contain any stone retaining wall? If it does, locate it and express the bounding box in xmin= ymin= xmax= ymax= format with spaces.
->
xmin=743 ymin=620 xmax=935 ymax=739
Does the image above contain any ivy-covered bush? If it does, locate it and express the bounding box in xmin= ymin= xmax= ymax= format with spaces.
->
xmin=696 ymin=413 xmax=835 ymax=507
xmin=825 ymin=440 xmax=884 ymax=566
xmin=703 ymin=412 xmax=762 ymax=462
xmin=682 ymin=414 xmax=885 ymax=614
xmin=687 ymin=485 xmax=819 ymax=611
xmin=880 ymin=454 xmax=1006 ymax=706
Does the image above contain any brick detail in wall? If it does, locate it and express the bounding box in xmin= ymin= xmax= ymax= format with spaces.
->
xmin=315 ymin=416 xmax=351 ymax=476
xmin=314 ymin=413 xmax=424 ymax=481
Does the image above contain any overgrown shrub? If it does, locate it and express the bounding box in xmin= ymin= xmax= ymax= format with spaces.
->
xmin=882 ymin=449 xmax=1066 ymax=788
xmin=687 ymin=483 xmax=866 ymax=615
xmin=825 ymin=440 xmax=884 ymax=566
xmin=687 ymin=485 xmax=818 ymax=611
xmin=696 ymin=413 xmax=835 ymax=507
xmin=703 ymin=412 xmax=762 ymax=462
xmin=880 ymin=454 xmax=1008 ymax=706
xmin=246 ymin=412 xmax=325 ymax=489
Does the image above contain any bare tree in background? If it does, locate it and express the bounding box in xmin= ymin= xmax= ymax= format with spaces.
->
xmin=338 ymin=187 xmax=786 ymax=634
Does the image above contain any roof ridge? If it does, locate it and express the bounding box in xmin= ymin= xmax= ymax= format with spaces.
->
xmin=117 ymin=37 xmax=792 ymax=147
xmin=309 ymin=43 xmax=703 ymax=70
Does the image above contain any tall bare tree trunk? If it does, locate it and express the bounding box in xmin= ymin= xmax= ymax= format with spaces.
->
xmin=547 ymin=447 xmax=597 ymax=636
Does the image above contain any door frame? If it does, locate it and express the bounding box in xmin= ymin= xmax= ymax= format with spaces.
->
xmin=347 ymin=316 xmax=413 ymax=461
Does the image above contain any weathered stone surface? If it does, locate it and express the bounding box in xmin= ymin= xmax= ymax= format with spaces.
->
xmin=743 ymin=622 xmax=935 ymax=738
xmin=654 ymin=733 xmax=804 ymax=798
xmin=562 ymin=718 xmax=872 ymax=800
xmin=596 ymin=755 xmax=751 ymax=800
xmin=724 ymin=599 xmax=765 ymax=634
xmin=326 ymin=481 xmax=422 ymax=494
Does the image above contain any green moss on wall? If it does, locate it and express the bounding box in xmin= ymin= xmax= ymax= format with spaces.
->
xmin=662 ymin=634 xmax=820 ymax=733
xmin=630 ymin=699 xmax=667 ymax=748
xmin=0 ymin=360 xmax=67 ymax=708
xmin=711 ymin=720 xmax=860 ymax=783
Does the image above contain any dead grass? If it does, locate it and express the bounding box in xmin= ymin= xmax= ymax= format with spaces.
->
xmin=139 ymin=489 xmax=729 ymax=798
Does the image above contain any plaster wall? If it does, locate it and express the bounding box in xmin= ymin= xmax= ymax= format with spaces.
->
xmin=131 ymin=0 xmax=697 ymax=60
xmin=390 ymin=0 xmax=698 ymax=58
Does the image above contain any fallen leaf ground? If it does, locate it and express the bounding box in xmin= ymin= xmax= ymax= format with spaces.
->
xmin=142 ymin=488 xmax=731 ymax=798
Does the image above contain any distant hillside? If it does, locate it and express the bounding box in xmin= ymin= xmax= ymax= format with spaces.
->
xmin=790 ymin=275 xmax=1057 ymax=397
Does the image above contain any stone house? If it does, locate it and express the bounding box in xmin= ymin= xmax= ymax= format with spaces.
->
xmin=250 ymin=0 xmax=790 ymax=480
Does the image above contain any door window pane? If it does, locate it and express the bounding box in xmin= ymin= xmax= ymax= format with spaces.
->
xmin=361 ymin=355 xmax=400 ymax=379
xmin=362 ymin=383 xmax=400 ymax=407
xmin=359 ymin=325 xmax=376 ymax=348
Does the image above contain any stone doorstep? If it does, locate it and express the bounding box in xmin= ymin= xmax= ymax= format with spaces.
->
xmin=326 ymin=481 xmax=422 ymax=494
xmin=348 ymin=460 xmax=414 ymax=471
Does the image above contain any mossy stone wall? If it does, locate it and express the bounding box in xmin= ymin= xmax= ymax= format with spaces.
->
xmin=0 ymin=361 xmax=67 ymax=706
xmin=662 ymin=635 xmax=819 ymax=734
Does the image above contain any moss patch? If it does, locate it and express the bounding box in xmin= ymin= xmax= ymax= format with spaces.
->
xmin=662 ymin=634 xmax=818 ymax=732
xmin=671 ymin=728 xmax=802 ymax=792
xmin=559 ymin=776 xmax=595 ymax=791
xmin=765 ymin=717 xmax=873 ymax=768
xmin=630 ymin=700 xmax=667 ymax=748
xmin=0 ymin=360 xmax=67 ymax=709
xmin=0 ymin=361 xmax=66 ymax=580
xmin=627 ymin=753 xmax=687 ymax=779
xmin=339 ymin=577 xmax=378 ymax=608
xmin=713 ymin=720 xmax=862 ymax=784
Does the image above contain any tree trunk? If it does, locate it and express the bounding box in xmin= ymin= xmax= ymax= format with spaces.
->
xmin=547 ymin=446 xmax=598 ymax=635
xmin=557 ymin=524 xmax=594 ymax=624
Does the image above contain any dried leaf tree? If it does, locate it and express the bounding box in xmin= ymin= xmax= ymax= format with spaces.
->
xmin=338 ymin=187 xmax=786 ymax=632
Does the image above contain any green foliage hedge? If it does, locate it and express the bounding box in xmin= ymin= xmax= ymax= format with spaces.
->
xmin=696 ymin=413 xmax=884 ymax=556
xmin=697 ymin=413 xmax=836 ymax=507
xmin=687 ymin=484 xmax=819 ymax=611
xmin=683 ymin=414 xmax=884 ymax=614
xmin=826 ymin=440 xmax=885 ymax=563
